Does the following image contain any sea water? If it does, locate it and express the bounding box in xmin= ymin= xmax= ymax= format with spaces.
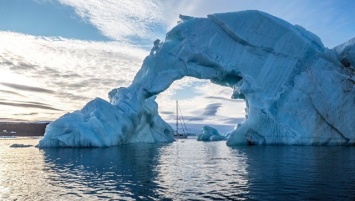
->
xmin=0 ymin=138 xmax=354 ymax=200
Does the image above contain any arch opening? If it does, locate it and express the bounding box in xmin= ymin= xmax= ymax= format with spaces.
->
xmin=156 ymin=77 xmax=247 ymax=135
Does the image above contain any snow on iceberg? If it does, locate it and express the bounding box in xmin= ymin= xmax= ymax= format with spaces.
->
xmin=38 ymin=10 xmax=355 ymax=147
xmin=197 ymin=126 xmax=227 ymax=141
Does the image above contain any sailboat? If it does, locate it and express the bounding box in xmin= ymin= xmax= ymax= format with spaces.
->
xmin=174 ymin=100 xmax=188 ymax=139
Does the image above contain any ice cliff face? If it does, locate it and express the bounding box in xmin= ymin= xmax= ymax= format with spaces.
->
xmin=38 ymin=10 xmax=355 ymax=147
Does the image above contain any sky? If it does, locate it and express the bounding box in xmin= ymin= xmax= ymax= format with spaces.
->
xmin=0 ymin=0 xmax=354 ymax=129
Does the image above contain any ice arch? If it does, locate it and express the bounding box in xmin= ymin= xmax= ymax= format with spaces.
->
xmin=38 ymin=10 xmax=355 ymax=147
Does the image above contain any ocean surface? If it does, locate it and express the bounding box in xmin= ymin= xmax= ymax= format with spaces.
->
xmin=1 ymin=138 xmax=355 ymax=200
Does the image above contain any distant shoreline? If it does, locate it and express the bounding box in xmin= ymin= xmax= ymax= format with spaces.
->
xmin=0 ymin=122 xmax=50 ymax=136
xmin=0 ymin=121 xmax=236 ymax=137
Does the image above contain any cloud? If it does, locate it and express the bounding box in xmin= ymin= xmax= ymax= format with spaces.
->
xmin=0 ymin=101 xmax=61 ymax=111
xmin=160 ymin=111 xmax=174 ymax=115
xmin=57 ymin=0 xmax=173 ymax=44
xmin=0 ymin=89 xmax=24 ymax=97
xmin=202 ymin=103 xmax=222 ymax=116
xmin=0 ymin=31 xmax=149 ymax=120
xmin=15 ymin=112 xmax=39 ymax=116
xmin=22 ymin=0 xmax=353 ymax=48
xmin=0 ymin=31 xmax=148 ymax=92
xmin=0 ymin=82 xmax=54 ymax=94
xmin=205 ymin=96 xmax=244 ymax=102
xmin=0 ymin=117 xmax=28 ymax=122
xmin=222 ymin=117 xmax=244 ymax=124
xmin=183 ymin=116 xmax=205 ymax=122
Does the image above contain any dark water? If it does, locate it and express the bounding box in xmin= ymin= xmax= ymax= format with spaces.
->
xmin=1 ymin=138 xmax=355 ymax=200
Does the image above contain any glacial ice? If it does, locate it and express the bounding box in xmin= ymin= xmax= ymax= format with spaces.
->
xmin=38 ymin=10 xmax=355 ymax=147
xmin=197 ymin=126 xmax=227 ymax=141
xmin=38 ymin=87 xmax=174 ymax=147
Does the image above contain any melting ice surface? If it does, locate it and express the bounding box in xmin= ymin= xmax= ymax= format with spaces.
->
xmin=38 ymin=10 xmax=355 ymax=147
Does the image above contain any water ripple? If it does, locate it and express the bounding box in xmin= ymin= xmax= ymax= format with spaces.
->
xmin=1 ymin=139 xmax=355 ymax=200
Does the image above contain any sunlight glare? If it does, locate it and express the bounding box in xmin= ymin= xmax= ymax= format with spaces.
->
xmin=0 ymin=69 xmax=38 ymax=86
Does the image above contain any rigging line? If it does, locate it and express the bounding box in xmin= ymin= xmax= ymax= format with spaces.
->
xmin=176 ymin=100 xmax=178 ymax=134
xmin=178 ymin=103 xmax=188 ymax=135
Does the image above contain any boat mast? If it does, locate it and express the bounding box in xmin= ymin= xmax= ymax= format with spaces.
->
xmin=176 ymin=100 xmax=178 ymax=135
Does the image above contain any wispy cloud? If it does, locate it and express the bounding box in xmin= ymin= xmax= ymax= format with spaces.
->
xmin=57 ymin=0 xmax=172 ymax=44
xmin=0 ymin=82 xmax=54 ymax=94
xmin=0 ymin=89 xmax=24 ymax=97
xmin=0 ymin=100 xmax=61 ymax=111
xmin=202 ymin=103 xmax=222 ymax=116
xmin=222 ymin=117 xmax=244 ymax=124
xmin=0 ymin=31 xmax=148 ymax=121
xmin=59 ymin=0 xmax=354 ymax=47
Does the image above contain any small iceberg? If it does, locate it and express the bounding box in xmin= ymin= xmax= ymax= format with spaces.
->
xmin=197 ymin=126 xmax=227 ymax=141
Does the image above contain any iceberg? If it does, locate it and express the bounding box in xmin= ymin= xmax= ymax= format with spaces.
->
xmin=38 ymin=87 xmax=174 ymax=147
xmin=38 ymin=10 xmax=355 ymax=147
xmin=197 ymin=126 xmax=227 ymax=141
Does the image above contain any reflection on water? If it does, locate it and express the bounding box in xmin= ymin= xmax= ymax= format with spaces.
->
xmin=242 ymin=146 xmax=355 ymax=200
xmin=41 ymin=143 xmax=164 ymax=200
xmin=1 ymin=138 xmax=355 ymax=200
xmin=155 ymin=140 xmax=249 ymax=200
xmin=40 ymin=140 xmax=250 ymax=200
